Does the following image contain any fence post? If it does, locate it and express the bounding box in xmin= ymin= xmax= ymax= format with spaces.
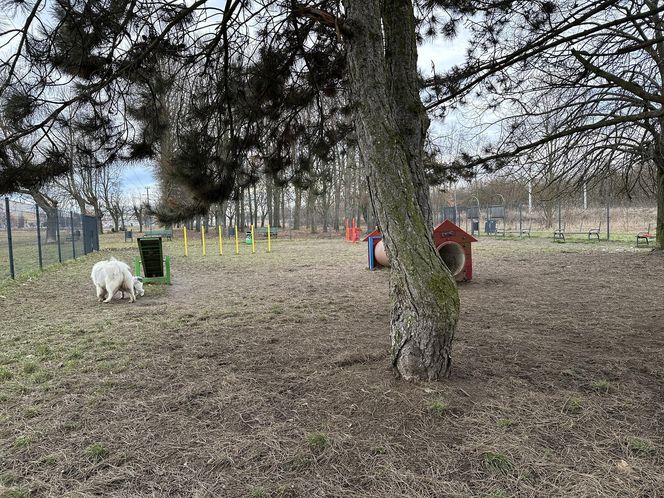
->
xmin=5 ymin=198 xmax=15 ymax=279
xmin=35 ymin=204 xmax=43 ymax=270
xmin=55 ymin=208 xmax=62 ymax=263
xmin=70 ymin=211 xmax=76 ymax=259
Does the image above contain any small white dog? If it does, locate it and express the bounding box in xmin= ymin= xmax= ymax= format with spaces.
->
xmin=91 ymin=258 xmax=144 ymax=303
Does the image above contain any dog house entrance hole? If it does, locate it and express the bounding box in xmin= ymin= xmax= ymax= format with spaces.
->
xmin=436 ymin=241 xmax=466 ymax=276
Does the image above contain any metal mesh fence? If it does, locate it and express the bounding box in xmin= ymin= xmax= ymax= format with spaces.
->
xmin=435 ymin=197 xmax=657 ymax=238
xmin=1 ymin=198 xmax=98 ymax=281
xmin=7 ymin=200 xmax=40 ymax=277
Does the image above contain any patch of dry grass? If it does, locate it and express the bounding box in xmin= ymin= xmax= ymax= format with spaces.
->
xmin=0 ymin=236 xmax=662 ymax=497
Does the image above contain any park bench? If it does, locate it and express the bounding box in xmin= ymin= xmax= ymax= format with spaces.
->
xmin=497 ymin=226 xmax=531 ymax=238
xmin=636 ymin=224 xmax=656 ymax=247
xmin=255 ymin=226 xmax=279 ymax=238
xmin=553 ymin=222 xmax=601 ymax=243
xmin=143 ymin=228 xmax=173 ymax=240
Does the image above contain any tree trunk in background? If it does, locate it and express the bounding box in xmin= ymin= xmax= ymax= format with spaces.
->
xmin=322 ymin=193 xmax=329 ymax=233
xmin=293 ymin=188 xmax=301 ymax=230
xmin=239 ymin=190 xmax=245 ymax=228
xmin=273 ymin=185 xmax=281 ymax=227
xmin=219 ymin=203 xmax=226 ymax=227
xmin=307 ymin=189 xmax=316 ymax=233
xmin=656 ymin=155 xmax=664 ymax=250
xmin=266 ymin=178 xmax=273 ymax=227
xmin=343 ymin=148 xmax=353 ymax=227
xmin=344 ymin=0 xmax=459 ymax=380
xmin=252 ymin=183 xmax=258 ymax=226
xmin=281 ymin=188 xmax=286 ymax=228
xmin=333 ymin=152 xmax=344 ymax=231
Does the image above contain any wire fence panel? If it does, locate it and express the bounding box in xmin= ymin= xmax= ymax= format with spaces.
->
xmin=1 ymin=198 xmax=99 ymax=282
xmin=37 ymin=206 xmax=62 ymax=269
xmin=8 ymin=200 xmax=41 ymax=277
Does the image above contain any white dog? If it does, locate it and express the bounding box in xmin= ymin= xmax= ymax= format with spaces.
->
xmin=91 ymin=258 xmax=143 ymax=303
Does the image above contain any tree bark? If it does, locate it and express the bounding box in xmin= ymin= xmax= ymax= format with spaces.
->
xmin=382 ymin=0 xmax=432 ymax=229
xmin=344 ymin=0 xmax=459 ymax=380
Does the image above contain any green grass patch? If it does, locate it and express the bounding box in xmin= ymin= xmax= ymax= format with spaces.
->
xmin=34 ymin=344 xmax=52 ymax=359
xmin=484 ymin=451 xmax=513 ymax=474
xmin=23 ymin=406 xmax=39 ymax=419
xmin=591 ymin=379 xmax=613 ymax=393
xmin=40 ymin=454 xmax=58 ymax=465
xmin=429 ymin=399 xmax=449 ymax=416
xmin=0 ymin=473 xmax=18 ymax=486
xmin=626 ymin=437 xmax=655 ymax=457
xmin=67 ymin=349 xmax=83 ymax=360
xmin=564 ymin=396 xmax=583 ymax=414
xmin=85 ymin=442 xmax=108 ymax=462
xmin=484 ymin=491 xmax=509 ymax=498
xmin=3 ymin=488 xmax=31 ymax=498
xmin=0 ymin=367 xmax=14 ymax=382
xmin=306 ymin=432 xmax=328 ymax=451
xmin=14 ymin=435 xmax=32 ymax=449
xmin=496 ymin=418 xmax=513 ymax=428
xmin=22 ymin=361 xmax=38 ymax=374
xmin=249 ymin=487 xmax=265 ymax=498
xmin=31 ymin=370 xmax=50 ymax=384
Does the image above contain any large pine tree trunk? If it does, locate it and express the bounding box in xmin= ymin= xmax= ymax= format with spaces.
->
xmin=345 ymin=0 xmax=459 ymax=380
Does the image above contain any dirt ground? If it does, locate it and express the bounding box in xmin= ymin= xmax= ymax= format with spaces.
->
xmin=0 ymin=236 xmax=663 ymax=497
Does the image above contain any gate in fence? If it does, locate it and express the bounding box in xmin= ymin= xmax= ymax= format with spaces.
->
xmin=83 ymin=215 xmax=100 ymax=254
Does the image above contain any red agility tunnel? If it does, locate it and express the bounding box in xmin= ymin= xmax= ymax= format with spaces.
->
xmin=365 ymin=220 xmax=477 ymax=281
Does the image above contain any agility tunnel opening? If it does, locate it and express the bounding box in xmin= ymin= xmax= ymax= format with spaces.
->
xmin=373 ymin=239 xmax=465 ymax=277
xmin=436 ymin=241 xmax=465 ymax=276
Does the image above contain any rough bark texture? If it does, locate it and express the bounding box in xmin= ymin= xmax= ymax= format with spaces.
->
xmin=382 ymin=0 xmax=432 ymax=229
xmin=344 ymin=0 xmax=459 ymax=380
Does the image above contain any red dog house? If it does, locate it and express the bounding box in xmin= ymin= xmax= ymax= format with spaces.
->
xmin=432 ymin=220 xmax=477 ymax=282
xmin=366 ymin=221 xmax=477 ymax=281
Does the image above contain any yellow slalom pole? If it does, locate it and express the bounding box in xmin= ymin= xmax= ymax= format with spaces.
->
xmin=251 ymin=224 xmax=255 ymax=254
xmin=183 ymin=226 xmax=189 ymax=256
xmin=235 ymin=225 xmax=239 ymax=255
xmin=267 ymin=223 xmax=271 ymax=253
xmin=218 ymin=225 xmax=223 ymax=256
xmin=201 ymin=227 xmax=206 ymax=256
